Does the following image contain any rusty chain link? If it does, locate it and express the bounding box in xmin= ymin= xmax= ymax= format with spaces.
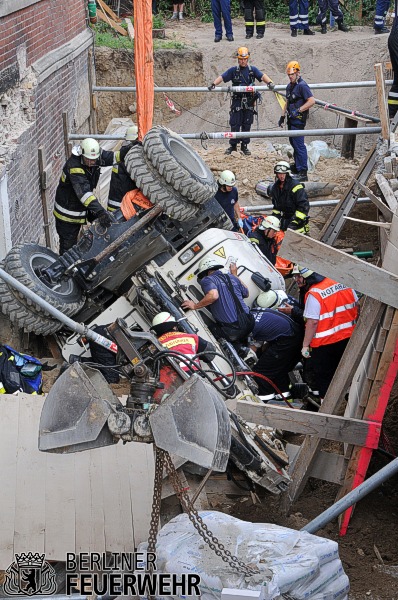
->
xmin=147 ymin=445 xmax=165 ymax=559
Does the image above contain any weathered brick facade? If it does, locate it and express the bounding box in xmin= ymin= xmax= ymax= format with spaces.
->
xmin=0 ymin=0 xmax=93 ymax=253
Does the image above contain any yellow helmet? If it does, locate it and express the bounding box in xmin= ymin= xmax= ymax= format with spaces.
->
xmin=286 ymin=60 xmax=301 ymax=75
xmin=236 ymin=47 xmax=250 ymax=59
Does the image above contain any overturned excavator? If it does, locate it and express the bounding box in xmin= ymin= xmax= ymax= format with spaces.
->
xmin=0 ymin=126 xmax=291 ymax=495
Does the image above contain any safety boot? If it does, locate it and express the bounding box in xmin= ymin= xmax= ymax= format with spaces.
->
xmin=256 ymin=32 xmax=264 ymax=38
xmin=291 ymin=28 xmax=297 ymax=37
xmin=297 ymin=171 xmax=308 ymax=181
xmin=225 ymin=145 xmax=237 ymax=155
xmin=337 ymin=20 xmax=349 ymax=31
xmin=374 ymin=26 xmax=389 ymax=33
xmin=321 ymin=24 xmax=327 ymax=33
xmin=241 ymin=144 xmax=251 ymax=156
xmin=246 ymin=32 xmax=253 ymax=39
xmin=303 ymin=28 xmax=315 ymax=35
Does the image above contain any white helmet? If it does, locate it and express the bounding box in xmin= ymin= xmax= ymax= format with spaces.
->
xmin=218 ymin=170 xmax=236 ymax=186
xmin=259 ymin=216 xmax=281 ymax=231
xmin=274 ymin=160 xmax=291 ymax=174
xmin=81 ymin=138 xmax=100 ymax=160
xmin=152 ymin=312 xmax=176 ymax=327
xmin=197 ymin=256 xmax=224 ymax=279
xmin=292 ymin=265 xmax=314 ymax=278
xmin=255 ymin=289 xmax=288 ymax=309
xmin=126 ymin=125 xmax=138 ymax=141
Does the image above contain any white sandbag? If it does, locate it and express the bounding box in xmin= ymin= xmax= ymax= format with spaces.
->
xmin=144 ymin=511 xmax=349 ymax=600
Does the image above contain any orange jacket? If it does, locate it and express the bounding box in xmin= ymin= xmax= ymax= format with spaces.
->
xmin=158 ymin=331 xmax=201 ymax=372
xmin=305 ymin=277 xmax=358 ymax=347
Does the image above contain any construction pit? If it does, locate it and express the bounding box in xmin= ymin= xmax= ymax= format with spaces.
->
xmin=1 ymin=13 xmax=398 ymax=600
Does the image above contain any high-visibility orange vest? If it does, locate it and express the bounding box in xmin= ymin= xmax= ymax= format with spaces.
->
xmin=305 ymin=277 xmax=358 ymax=347
xmin=158 ymin=331 xmax=201 ymax=372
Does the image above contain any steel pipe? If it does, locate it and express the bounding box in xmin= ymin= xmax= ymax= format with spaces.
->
xmin=69 ymin=128 xmax=381 ymax=142
xmin=93 ymin=80 xmax=393 ymax=93
xmin=242 ymin=197 xmax=371 ymax=211
xmin=0 ymin=268 xmax=117 ymax=352
xmin=301 ymin=456 xmax=398 ymax=534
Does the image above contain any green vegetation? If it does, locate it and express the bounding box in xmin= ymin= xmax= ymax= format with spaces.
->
xmin=93 ymin=20 xmax=187 ymax=49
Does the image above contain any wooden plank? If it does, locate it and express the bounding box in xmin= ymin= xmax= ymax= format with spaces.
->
xmin=0 ymin=396 xmax=19 ymax=566
xmin=354 ymin=180 xmax=394 ymax=221
xmin=280 ymin=296 xmax=384 ymax=512
xmin=338 ymin=310 xmax=398 ymax=534
xmin=280 ymin=229 xmax=398 ymax=309
xmin=124 ymin=17 xmax=135 ymax=39
xmin=97 ymin=0 xmax=122 ymax=21
xmin=286 ymin=444 xmax=346 ymax=485
xmin=374 ymin=63 xmax=390 ymax=140
xmin=97 ymin=9 xmax=128 ymax=35
xmin=127 ymin=444 xmax=155 ymax=545
xmin=14 ymin=395 xmax=46 ymax=555
xmin=236 ymin=401 xmax=381 ymax=448
xmin=375 ymin=173 xmax=398 ymax=212
xmin=44 ymin=452 xmax=76 ymax=560
xmin=101 ymin=442 xmax=135 ymax=552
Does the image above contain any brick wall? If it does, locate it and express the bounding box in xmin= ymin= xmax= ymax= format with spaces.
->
xmin=0 ymin=0 xmax=93 ymax=250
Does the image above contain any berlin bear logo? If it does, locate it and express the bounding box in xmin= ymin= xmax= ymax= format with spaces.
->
xmin=4 ymin=553 xmax=57 ymax=596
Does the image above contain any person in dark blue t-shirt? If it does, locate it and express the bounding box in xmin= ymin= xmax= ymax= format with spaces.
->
xmin=214 ymin=170 xmax=243 ymax=231
xmin=208 ymin=47 xmax=275 ymax=156
xmin=277 ymin=61 xmax=315 ymax=182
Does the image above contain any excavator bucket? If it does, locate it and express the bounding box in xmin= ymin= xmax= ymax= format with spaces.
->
xmin=39 ymin=362 xmax=123 ymax=453
xmin=149 ymin=374 xmax=231 ymax=471
xmin=39 ymin=366 xmax=231 ymax=471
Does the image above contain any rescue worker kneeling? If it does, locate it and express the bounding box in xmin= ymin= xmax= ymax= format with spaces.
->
xmin=151 ymin=312 xmax=216 ymax=372
xmin=250 ymin=290 xmax=303 ymax=401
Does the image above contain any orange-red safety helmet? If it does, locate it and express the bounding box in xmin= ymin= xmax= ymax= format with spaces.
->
xmin=236 ymin=47 xmax=250 ymax=59
xmin=286 ymin=60 xmax=301 ymax=75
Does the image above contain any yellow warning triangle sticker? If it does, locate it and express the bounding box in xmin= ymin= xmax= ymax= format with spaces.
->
xmin=214 ymin=247 xmax=226 ymax=259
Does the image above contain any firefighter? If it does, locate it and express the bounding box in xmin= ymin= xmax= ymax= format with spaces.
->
xmin=296 ymin=266 xmax=359 ymax=399
xmin=374 ymin=0 xmax=390 ymax=32
xmin=151 ymin=312 xmax=216 ymax=372
xmin=215 ymin=170 xmax=243 ymax=230
xmin=316 ymin=0 xmax=349 ymax=32
xmin=289 ymin=0 xmax=315 ymax=36
xmin=268 ymin=161 xmax=310 ymax=233
xmin=278 ymin=62 xmax=315 ymax=181
xmin=243 ymin=0 xmax=266 ymax=39
xmin=248 ymin=215 xmax=283 ymax=265
xmin=54 ymin=138 xmax=122 ymax=254
xmin=208 ymin=47 xmax=275 ymax=156
xmin=250 ymin=300 xmax=303 ymax=399
xmin=107 ymin=125 xmax=141 ymax=213
xmin=388 ymin=13 xmax=398 ymax=116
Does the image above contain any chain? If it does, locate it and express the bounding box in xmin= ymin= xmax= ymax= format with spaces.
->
xmin=147 ymin=445 xmax=165 ymax=558
xmin=160 ymin=448 xmax=260 ymax=578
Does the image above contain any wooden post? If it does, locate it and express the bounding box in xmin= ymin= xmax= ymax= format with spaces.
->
xmin=341 ymin=117 xmax=358 ymax=159
xmin=88 ymin=48 xmax=98 ymax=134
xmin=374 ymin=63 xmax=390 ymax=141
xmin=62 ymin=112 xmax=71 ymax=159
xmin=37 ymin=148 xmax=52 ymax=249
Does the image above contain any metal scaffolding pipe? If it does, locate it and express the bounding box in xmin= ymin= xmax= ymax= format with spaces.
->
xmin=69 ymin=127 xmax=381 ymax=142
xmin=301 ymin=456 xmax=398 ymax=534
xmin=93 ymin=80 xmax=393 ymax=93
xmin=242 ymin=197 xmax=371 ymax=211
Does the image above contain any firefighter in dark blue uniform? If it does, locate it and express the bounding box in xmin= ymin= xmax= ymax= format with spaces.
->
xmin=268 ymin=161 xmax=310 ymax=233
xmin=278 ymin=61 xmax=315 ymax=182
xmin=374 ymin=0 xmax=391 ymax=32
xmin=289 ymin=0 xmax=315 ymax=36
xmin=54 ymin=138 xmax=124 ymax=254
xmin=244 ymin=0 xmax=266 ymax=39
xmin=209 ymin=47 xmax=274 ymax=156
xmin=107 ymin=125 xmax=140 ymax=213
xmin=316 ymin=0 xmax=349 ymax=32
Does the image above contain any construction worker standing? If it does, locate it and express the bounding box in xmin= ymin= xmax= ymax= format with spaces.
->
xmin=278 ymin=62 xmax=315 ymax=181
xmin=268 ymin=161 xmax=310 ymax=233
xmin=243 ymin=0 xmax=266 ymax=39
xmin=209 ymin=47 xmax=275 ymax=156
xmin=151 ymin=312 xmax=216 ymax=372
xmin=215 ymin=170 xmax=243 ymax=230
xmin=296 ymin=266 xmax=359 ymax=399
xmin=107 ymin=125 xmax=141 ymax=213
xmin=248 ymin=215 xmax=283 ymax=265
xmin=289 ymin=0 xmax=315 ymax=36
xmin=54 ymin=138 xmax=121 ymax=254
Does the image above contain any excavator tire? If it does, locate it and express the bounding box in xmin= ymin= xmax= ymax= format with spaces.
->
xmin=143 ymin=126 xmax=218 ymax=204
xmin=1 ymin=245 xmax=84 ymax=335
xmin=124 ymin=145 xmax=200 ymax=221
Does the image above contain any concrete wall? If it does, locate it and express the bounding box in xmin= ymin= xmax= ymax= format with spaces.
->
xmin=0 ymin=0 xmax=93 ymax=251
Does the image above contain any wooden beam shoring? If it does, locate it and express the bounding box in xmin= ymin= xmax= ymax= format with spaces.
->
xmin=374 ymin=63 xmax=390 ymax=141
